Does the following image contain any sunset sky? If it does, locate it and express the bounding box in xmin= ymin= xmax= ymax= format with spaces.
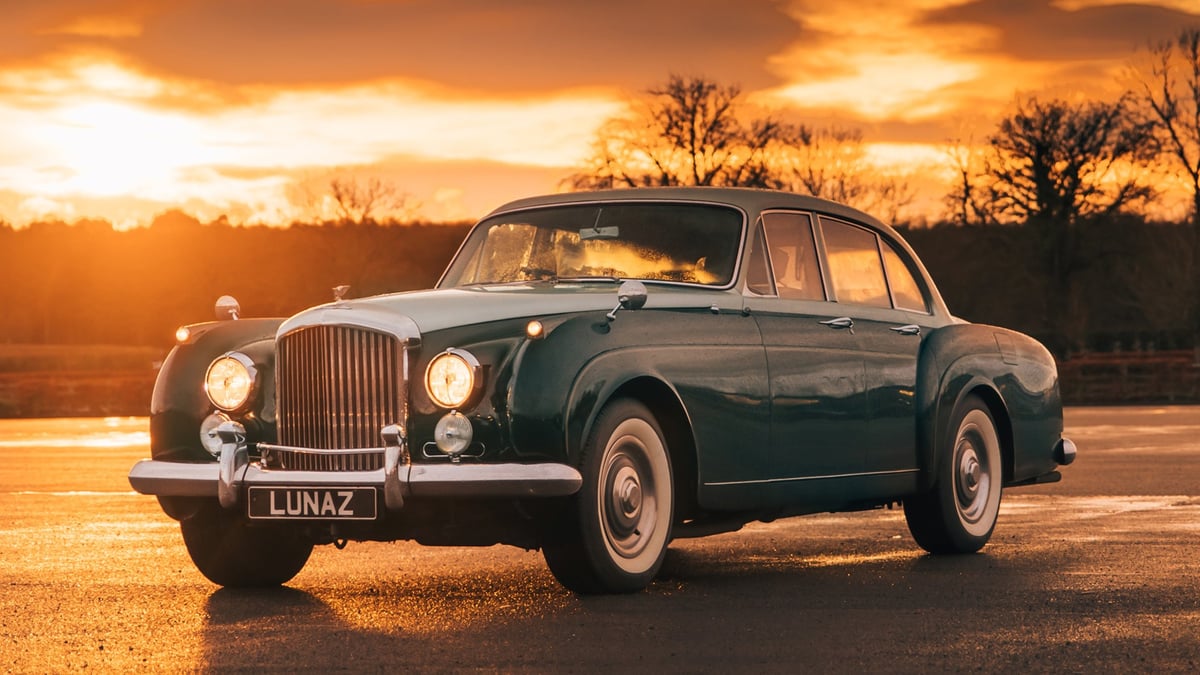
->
xmin=1 ymin=0 xmax=1197 ymax=228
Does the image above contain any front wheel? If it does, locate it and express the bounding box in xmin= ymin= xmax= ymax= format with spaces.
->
xmin=543 ymin=398 xmax=674 ymax=594
xmin=904 ymin=394 xmax=1003 ymax=554
xmin=180 ymin=503 xmax=313 ymax=587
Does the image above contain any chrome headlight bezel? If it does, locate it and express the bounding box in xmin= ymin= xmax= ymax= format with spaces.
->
xmin=424 ymin=348 xmax=482 ymax=409
xmin=204 ymin=352 xmax=258 ymax=412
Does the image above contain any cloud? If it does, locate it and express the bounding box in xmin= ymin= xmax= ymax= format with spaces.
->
xmin=919 ymin=0 xmax=1199 ymax=61
xmin=0 ymin=0 xmax=801 ymax=93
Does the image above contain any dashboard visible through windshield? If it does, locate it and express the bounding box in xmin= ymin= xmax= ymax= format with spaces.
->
xmin=439 ymin=202 xmax=744 ymax=288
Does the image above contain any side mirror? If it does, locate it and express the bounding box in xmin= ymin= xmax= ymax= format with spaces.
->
xmin=214 ymin=295 xmax=241 ymax=321
xmin=606 ymin=280 xmax=648 ymax=322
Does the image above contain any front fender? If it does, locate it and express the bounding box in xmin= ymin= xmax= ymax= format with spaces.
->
xmin=150 ymin=318 xmax=283 ymax=462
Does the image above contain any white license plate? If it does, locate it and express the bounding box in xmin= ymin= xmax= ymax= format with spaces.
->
xmin=247 ymin=486 xmax=378 ymax=520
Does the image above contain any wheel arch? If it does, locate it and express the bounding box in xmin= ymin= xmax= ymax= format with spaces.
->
xmin=576 ymin=375 xmax=699 ymax=523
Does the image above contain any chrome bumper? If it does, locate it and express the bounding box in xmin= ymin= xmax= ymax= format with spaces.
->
xmin=128 ymin=421 xmax=582 ymax=512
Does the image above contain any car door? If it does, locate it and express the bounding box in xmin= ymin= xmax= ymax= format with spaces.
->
xmin=743 ymin=211 xmax=871 ymax=501
xmin=816 ymin=216 xmax=926 ymax=485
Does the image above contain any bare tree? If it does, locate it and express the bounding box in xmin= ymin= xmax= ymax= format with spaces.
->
xmin=328 ymin=175 xmax=413 ymax=225
xmin=983 ymin=96 xmax=1156 ymax=225
xmin=774 ymin=126 xmax=916 ymax=223
xmin=567 ymin=75 xmax=795 ymax=189
xmin=568 ymin=74 xmax=915 ymax=224
xmin=1132 ymin=27 xmax=1200 ymax=358
xmin=943 ymin=136 xmax=995 ymax=226
xmin=980 ymin=95 xmax=1157 ymax=350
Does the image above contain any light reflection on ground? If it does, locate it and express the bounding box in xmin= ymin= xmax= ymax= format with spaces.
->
xmin=0 ymin=416 xmax=149 ymax=448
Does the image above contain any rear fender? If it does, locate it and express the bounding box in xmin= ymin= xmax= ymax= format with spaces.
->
xmin=915 ymin=325 xmax=1008 ymax=491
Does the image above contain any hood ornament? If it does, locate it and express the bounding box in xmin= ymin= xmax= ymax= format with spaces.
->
xmin=333 ymin=284 xmax=351 ymax=305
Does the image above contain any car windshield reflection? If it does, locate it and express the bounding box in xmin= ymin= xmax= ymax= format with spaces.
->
xmin=440 ymin=202 xmax=744 ymax=288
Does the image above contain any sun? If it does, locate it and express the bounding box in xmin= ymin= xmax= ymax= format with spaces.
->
xmin=38 ymin=99 xmax=209 ymax=199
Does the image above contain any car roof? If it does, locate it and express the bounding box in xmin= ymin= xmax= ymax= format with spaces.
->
xmin=483 ymin=187 xmax=894 ymax=234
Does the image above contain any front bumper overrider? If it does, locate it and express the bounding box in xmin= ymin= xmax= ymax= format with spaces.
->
xmin=128 ymin=421 xmax=583 ymax=511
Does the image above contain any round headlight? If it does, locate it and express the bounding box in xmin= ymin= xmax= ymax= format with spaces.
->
xmin=205 ymin=352 xmax=257 ymax=411
xmin=425 ymin=349 xmax=481 ymax=409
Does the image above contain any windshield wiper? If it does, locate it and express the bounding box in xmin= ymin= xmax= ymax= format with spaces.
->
xmin=553 ymin=275 xmax=622 ymax=284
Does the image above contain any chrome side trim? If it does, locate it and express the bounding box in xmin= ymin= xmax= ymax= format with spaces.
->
xmin=704 ymin=468 xmax=919 ymax=488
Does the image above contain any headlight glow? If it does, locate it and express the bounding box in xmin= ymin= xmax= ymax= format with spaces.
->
xmin=205 ymin=352 xmax=257 ymax=411
xmin=425 ymin=349 xmax=480 ymax=409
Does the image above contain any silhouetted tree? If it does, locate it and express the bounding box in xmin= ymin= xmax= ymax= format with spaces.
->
xmin=943 ymin=136 xmax=995 ymax=226
xmin=568 ymin=75 xmax=915 ymax=222
xmin=1133 ymin=26 xmax=1200 ymax=358
xmin=567 ymin=75 xmax=795 ymax=189
xmin=328 ymin=175 xmax=414 ymax=225
xmin=980 ymin=95 xmax=1157 ymax=350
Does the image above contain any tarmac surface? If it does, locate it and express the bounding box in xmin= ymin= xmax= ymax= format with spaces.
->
xmin=1 ymin=407 xmax=1198 ymax=673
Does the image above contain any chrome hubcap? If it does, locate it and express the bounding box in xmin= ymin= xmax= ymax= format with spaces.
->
xmin=955 ymin=433 xmax=989 ymax=524
xmin=600 ymin=435 xmax=657 ymax=560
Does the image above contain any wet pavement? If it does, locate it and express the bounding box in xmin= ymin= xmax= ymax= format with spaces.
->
xmin=1 ymin=408 xmax=1198 ymax=673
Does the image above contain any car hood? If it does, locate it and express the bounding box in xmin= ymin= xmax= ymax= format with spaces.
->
xmin=277 ymin=283 xmax=734 ymax=340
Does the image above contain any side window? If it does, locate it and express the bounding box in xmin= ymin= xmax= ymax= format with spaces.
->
xmin=881 ymin=242 xmax=928 ymax=313
xmin=819 ymin=217 xmax=890 ymax=308
xmin=745 ymin=221 xmax=776 ymax=295
xmin=761 ymin=212 xmax=824 ymax=301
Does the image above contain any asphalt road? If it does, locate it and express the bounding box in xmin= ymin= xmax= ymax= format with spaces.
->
xmin=1 ymin=407 xmax=1198 ymax=673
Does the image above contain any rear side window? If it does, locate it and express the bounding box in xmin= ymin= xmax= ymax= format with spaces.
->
xmin=819 ymin=217 xmax=889 ymax=308
xmin=882 ymin=243 xmax=928 ymax=313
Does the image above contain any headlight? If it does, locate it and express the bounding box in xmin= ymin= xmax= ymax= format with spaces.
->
xmin=425 ymin=349 xmax=481 ymax=409
xmin=205 ymin=352 xmax=257 ymax=411
xmin=434 ymin=411 xmax=474 ymax=457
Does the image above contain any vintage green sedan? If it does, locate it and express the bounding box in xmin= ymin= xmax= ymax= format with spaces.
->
xmin=129 ymin=187 xmax=1076 ymax=593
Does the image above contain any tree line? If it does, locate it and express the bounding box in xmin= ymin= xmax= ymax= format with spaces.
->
xmin=0 ymin=208 xmax=1191 ymax=357
xmin=0 ymin=211 xmax=470 ymax=347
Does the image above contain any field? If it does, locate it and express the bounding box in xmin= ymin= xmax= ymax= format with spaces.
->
xmin=0 ymin=344 xmax=164 ymax=417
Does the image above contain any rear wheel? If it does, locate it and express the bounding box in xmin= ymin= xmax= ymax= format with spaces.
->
xmin=904 ymin=394 xmax=1002 ymax=554
xmin=543 ymin=398 xmax=673 ymax=594
xmin=180 ymin=503 xmax=313 ymax=587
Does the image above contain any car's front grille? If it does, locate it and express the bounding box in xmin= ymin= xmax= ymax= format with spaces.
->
xmin=275 ymin=324 xmax=405 ymax=461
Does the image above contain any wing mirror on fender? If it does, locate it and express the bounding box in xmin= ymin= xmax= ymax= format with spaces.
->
xmin=214 ymin=295 xmax=241 ymax=321
xmin=606 ymin=280 xmax=648 ymax=322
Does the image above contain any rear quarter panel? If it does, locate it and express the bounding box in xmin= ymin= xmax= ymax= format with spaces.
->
xmin=916 ymin=323 xmax=1064 ymax=488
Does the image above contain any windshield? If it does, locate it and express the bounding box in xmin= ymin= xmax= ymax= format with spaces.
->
xmin=439 ymin=202 xmax=744 ymax=288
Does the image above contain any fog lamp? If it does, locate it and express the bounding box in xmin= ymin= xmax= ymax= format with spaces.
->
xmin=205 ymin=352 xmax=257 ymax=411
xmin=199 ymin=412 xmax=232 ymax=457
xmin=434 ymin=411 xmax=473 ymax=457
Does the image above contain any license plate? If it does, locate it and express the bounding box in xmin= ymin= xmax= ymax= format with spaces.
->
xmin=247 ymin=486 xmax=378 ymax=520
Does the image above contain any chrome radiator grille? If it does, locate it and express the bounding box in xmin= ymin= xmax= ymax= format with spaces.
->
xmin=275 ymin=325 xmax=404 ymax=455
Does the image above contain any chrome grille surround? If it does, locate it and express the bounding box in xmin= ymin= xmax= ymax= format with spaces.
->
xmin=259 ymin=444 xmax=385 ymax=472
xmin=271 ymin=323 xmax=409 ymax=471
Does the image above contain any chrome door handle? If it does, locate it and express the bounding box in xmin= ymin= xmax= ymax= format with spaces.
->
xmin=820 ymin=317 xmax=854 ymax=333
xmin=889 ymin=324 xmax=921 ymax=336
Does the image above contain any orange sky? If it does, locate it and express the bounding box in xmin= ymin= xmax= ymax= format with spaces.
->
xmin=0 ymin=0 xmax=1196 ymax=228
